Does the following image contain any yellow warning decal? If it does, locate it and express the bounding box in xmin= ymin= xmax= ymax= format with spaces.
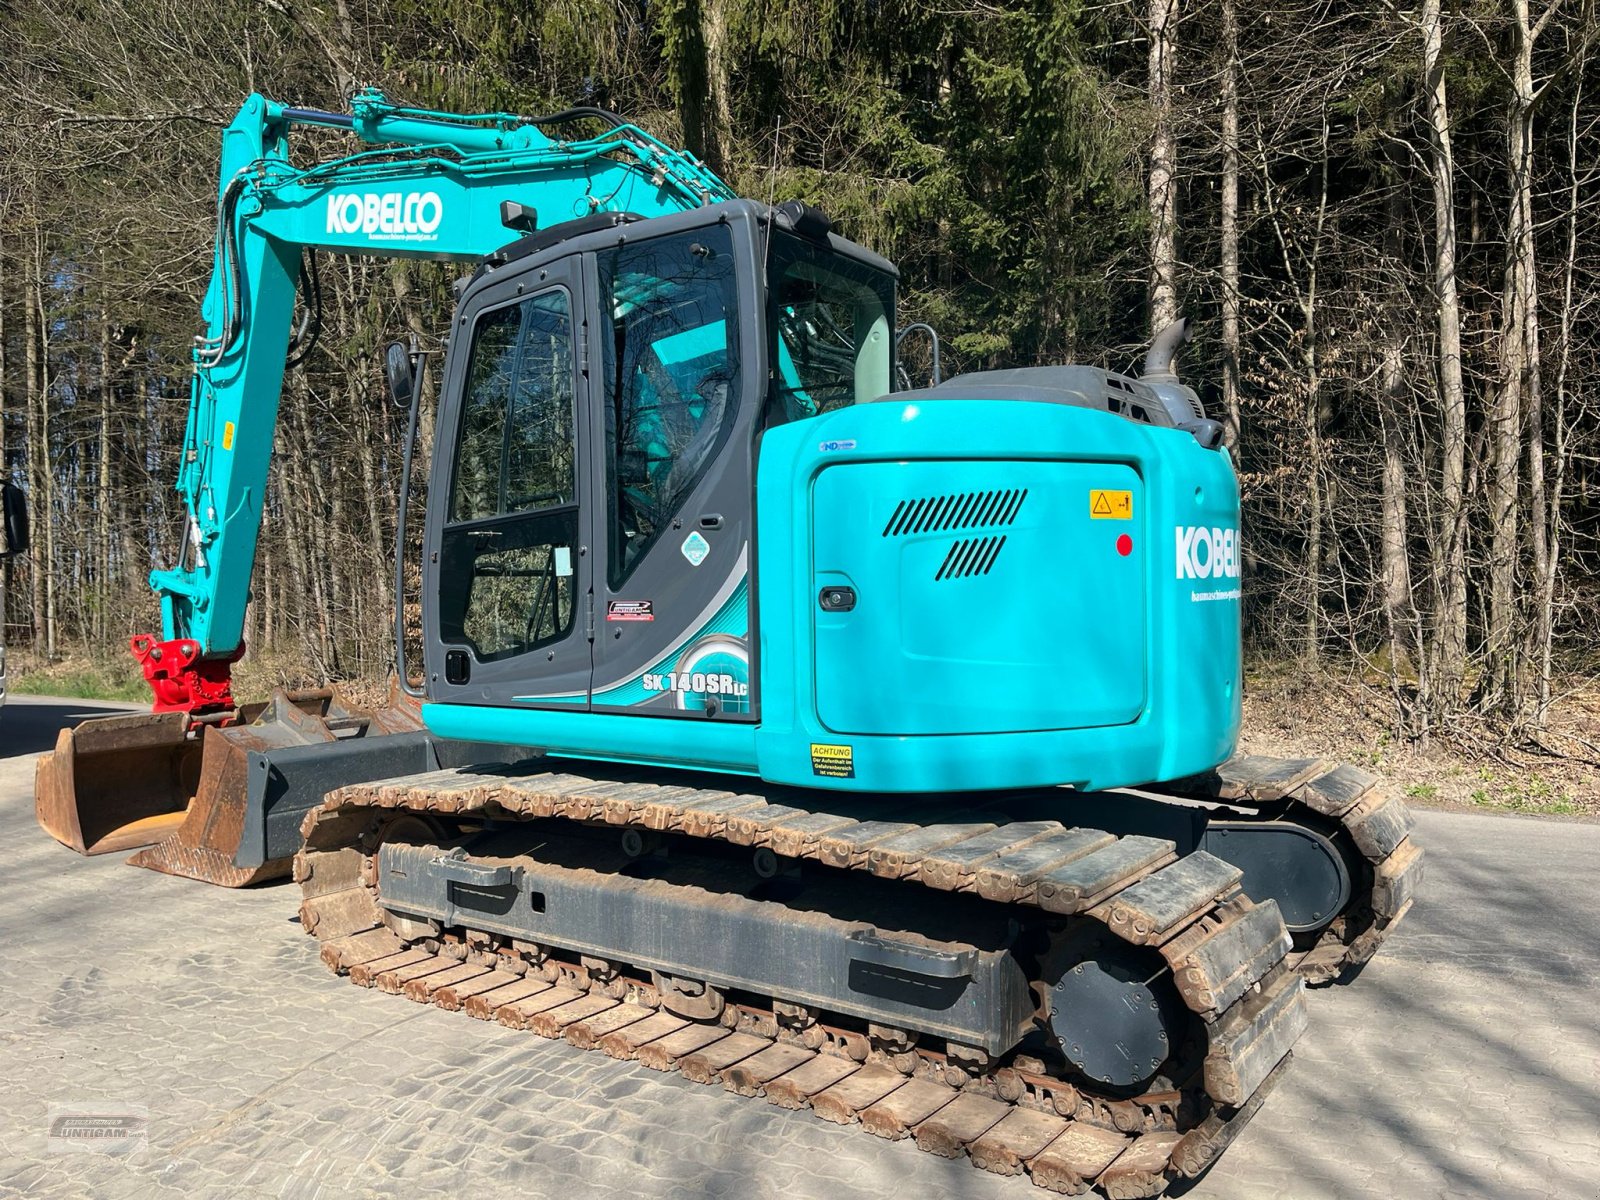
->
xmin=222 ymin=421 xmax=235 ymax=451
xmin=810 ymin=743 xmax=855 ymax=779
xmin=1090 ymin=489 xmax=1132 ymax=520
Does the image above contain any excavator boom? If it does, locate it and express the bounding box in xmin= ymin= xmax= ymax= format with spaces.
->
xmin=155 ymin=88 xmax=730 ymax=704
xmin=37 ymin=89 xmax=728 ymax=867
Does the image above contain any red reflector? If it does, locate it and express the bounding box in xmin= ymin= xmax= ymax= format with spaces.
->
xmin=1116 ymin=534 xmax=1133 ymax=557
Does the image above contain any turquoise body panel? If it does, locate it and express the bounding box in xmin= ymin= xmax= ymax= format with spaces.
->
xmin=753 ymin=399 xmax=1241 ymax=792
xmin=425 ymin=397 xmax=1243 ymax=794
xmin=424 ymin=705 xmax=759 ymax=775
xmin=811 ymin=458 xmax=1148 ymax=735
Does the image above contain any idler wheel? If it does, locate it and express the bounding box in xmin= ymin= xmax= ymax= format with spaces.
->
xmin=1046 ymin=942 xmax=1187 ymax=1091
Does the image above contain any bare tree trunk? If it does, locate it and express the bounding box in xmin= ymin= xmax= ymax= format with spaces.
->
xmin=263 ymin=531 xmax=277 ymax=654
xmin=1420 ymin=0 xmax=1468 ymax=716
xmin=1379 ymin=341 xmax=1415 ymax=660
xmin=23 ymin=236 xmax=42 ymax=652
xmin=287 ymin=380 xmax=336 ymax=676
xmin=702 ymin=0 xmax=736 ymax=176
xmin=1305 ymin=427 xmax=1324 ymax=659
xmin=661 ymin=0 xmax=711 ymax=167
xmin=1147 ymin=0 xmax=1180 ymax=333
xmin=30 ymin=228 xmax=56 ymax=660
xmin=329 ymin=471 xmax=347 ymax=674
xmin=1219 ymin=0 xmax=1242 ymax=452
xmin=98 ymin=261 xmax=114 ymax=644
xmin=145 ymin=377 xmax=163 ymax=623
xmin=0 ymin=234 xmax=9 ymax=642
xmin=1538 ymin=23 xmax=1585 ymax=727
xmin=1301 ymin=113 xmax=1332 ymax=661
xmin=277 ymin=409 xmax=332 ymax=676
xmin=1484 ymin=0 xmax=1549 ymax=716
xmin=1379 ymin=155 xmax=1420 ymax=724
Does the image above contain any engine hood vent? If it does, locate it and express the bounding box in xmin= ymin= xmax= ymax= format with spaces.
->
xmin=882 ymin=488 xmax=1027 ymax=538
xmin=935 ymin=535 xmax=1007 ymax=581
xmin=878 ymin=321 xmax=1225 ymax=450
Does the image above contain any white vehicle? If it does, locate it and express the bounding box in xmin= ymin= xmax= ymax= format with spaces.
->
xmin=1 ymin=481 xmax=29 ymax=715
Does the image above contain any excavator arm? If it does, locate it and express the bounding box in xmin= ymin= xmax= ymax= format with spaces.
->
xmin=140 ymin=88 xmax=733 ymax=715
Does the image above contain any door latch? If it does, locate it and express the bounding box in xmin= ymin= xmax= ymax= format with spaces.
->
xmin=818 ymin=586 xmax=856 ymax=612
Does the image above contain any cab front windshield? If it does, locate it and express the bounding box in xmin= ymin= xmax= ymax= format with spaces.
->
xmin=768 ymin=235 xmax=895 ymax=424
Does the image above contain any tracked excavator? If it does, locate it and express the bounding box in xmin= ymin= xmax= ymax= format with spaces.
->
xmin=35 ymin=90 xmax=1424 ymax=1195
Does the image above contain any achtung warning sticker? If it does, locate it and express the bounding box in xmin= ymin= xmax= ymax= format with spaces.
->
xmin=810 ymin=743 xmax=855 ymax=779
xmin=1090 ymin=489 xmax=1133 ymax=520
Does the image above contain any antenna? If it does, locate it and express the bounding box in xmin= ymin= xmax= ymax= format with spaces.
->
xmin=762 ymin=117 xmax=782 ymax=270
xmin=767 ymin=116 xmax=782 ymax=209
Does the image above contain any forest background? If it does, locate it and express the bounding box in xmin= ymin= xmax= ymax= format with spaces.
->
xmin=1 ymin=0 xmax=1596 ymax=808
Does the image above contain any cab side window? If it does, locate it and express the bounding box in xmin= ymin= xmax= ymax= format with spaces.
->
xmin=597 ymin=228 xmax=740 ymax=587
xmin=439 ymin=290 xmax=578 ymax=663
xmin=450 ymin=292 xmax=576 ymax=521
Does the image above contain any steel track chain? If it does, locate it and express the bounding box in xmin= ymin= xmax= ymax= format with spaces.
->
xmin=293 ymin=767 xmax=1311 ymax=1198
xmin=1145 ymin=756 xmax=1425 ymax=983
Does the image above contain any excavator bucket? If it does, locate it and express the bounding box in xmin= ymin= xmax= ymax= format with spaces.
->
xmin=129 ymin=688 xmax=430 ymax=886
xmin=36 ymin=685 xmax=438 ymax=887
xmin=35 ymin=710 xmax=203 ymax=856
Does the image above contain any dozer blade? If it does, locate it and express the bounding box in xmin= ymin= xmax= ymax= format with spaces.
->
xmin=127 ymin=688 xmax=430 ymax=888
xmin=35 ymin=710 xmax=202 ymax=856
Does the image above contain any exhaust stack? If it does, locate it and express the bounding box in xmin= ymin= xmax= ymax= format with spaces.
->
xmin=1143 ymin=317 xmax=1190 ymax=383
xmin=1141 ymin=318 xmax=1224 ymax=450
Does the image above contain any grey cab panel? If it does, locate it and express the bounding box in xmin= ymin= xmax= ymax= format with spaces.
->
xmin=422 ymin=203 xmax=771 ymax=722
xmin=587 ymin=211 xmax=765 ymax=722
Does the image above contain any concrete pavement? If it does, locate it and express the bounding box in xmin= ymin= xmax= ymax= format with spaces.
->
xmin=1 ymin=694 xmax=1596 ymax=1199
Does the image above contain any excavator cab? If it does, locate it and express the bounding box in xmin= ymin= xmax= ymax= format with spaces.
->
xmin=416 ymin=195 xmax=1245 ymax=797
xmin=419 ymin=199 xmax=895 ymax=727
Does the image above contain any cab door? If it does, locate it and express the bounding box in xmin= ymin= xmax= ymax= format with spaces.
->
xmin=423 ymin=256 xmax=592 ymax=708
xmin=585 ymin=222 xmax=759 ymax=720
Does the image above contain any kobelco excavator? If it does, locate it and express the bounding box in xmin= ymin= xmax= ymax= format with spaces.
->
xmin=35 ymin=90 xmax=1423 ymax=1196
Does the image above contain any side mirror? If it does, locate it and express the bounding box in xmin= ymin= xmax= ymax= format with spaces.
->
xmin=2 ymin=481 xmax=28 ymax=558
xmin=385 ymin=340 xmax=417 ymax=411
